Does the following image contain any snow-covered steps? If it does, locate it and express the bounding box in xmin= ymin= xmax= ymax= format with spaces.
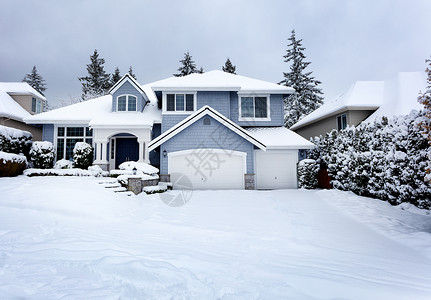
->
xmin=112 ymin=186 xmax=127 ymax=192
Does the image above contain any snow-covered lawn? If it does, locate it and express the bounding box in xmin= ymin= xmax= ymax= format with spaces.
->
xmin=1 ymin=176 xmax=431 ymax=299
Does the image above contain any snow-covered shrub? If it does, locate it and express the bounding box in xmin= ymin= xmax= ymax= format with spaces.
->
xmin=88 ymin=165 xmax=109 ymax=177
xmin=29 ymin=141 xmax=55 ymax=169
xmin=309 ymin=110 xmax=431 ymax=209
xmin=298 ymin=159 xmax=319 ymax=189
xmin=0 ymin=125 xmax=32 ymax=156
xmin=73 ymin=142 xmax=93 ymax=169
xmin=118 ymin=161 xmax=159 ymax=175
xmin=54 ymin=159 xmax=72 ymax=169
xmin=0 ymin=151 xmax=27 ymax=177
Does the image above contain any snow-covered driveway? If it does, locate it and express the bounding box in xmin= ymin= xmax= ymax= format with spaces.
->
xmin=0 ymin=176 xmax=430 ymax=299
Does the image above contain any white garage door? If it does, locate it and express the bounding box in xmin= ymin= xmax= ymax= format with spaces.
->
xmin=168 ymin=149 xmax=246 ymax=190
xmin=255 ymin=150 xmax=298 ymax=189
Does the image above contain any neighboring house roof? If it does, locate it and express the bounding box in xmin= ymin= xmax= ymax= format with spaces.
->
xmin=290 ymin=72 xmax=427 ymax=130
xmin=151 ymin=70 xmax=295 ymax=94
xmin=148 ymin=106 xmax=267 ymax=152
xmin=25 ymin=83 xmax=162 ymax=126
xmin=0 ymin=82 xmax=46 ymax=100
xmin=245 ymin=127 xmax=315 ymax=150
xmin=0 ymin=82 xmax=46 ymax=122
xmin=0 ymin=89 xmax=31 ymax=121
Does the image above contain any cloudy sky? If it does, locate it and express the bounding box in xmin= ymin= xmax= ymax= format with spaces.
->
xmin=1 ymin=0 xmax=430 ymax=108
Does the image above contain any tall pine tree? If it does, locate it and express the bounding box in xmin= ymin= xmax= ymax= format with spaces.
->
xmin=111 ymin=66 xmax=121 ymax=86
xmin=78 ymin=49 xmax=111 ymax=100
xmin=22 ymin=65 xmax=49 ymax=111
xmin=280 ymin=30 xmax=323 ymax=128
xmin=128 ymin=66 xmax=137 ymax=79
xmin=417 ymin=56 xmax=431 ymax=182
xmin=174 ymin=52 xmax=201 ymax=77
xmin=222 ymin=58 xmax=236 ymax=74
xmin=22 ymin=65 xmax=47 ymax=96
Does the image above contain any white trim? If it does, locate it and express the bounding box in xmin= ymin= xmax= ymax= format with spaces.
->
xmin=109 ymin=74 xmax=145 ymax=96
xmin=148 ymin=105 xmax=266 ymax=152
xmin=238 ymin=95 xmax=271 ymax=122
xmin=116 ymin=94 xmax=138 ymax=112
xmin=162 ymin=91 xmax=197 ymax=114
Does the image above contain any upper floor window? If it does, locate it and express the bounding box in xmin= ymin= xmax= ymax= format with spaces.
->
xmin=337 ymin=113 xmax=347 ymax=130
xmin=239 ymin=96 xmax=270 ymax=121
xmin=165 ymin=93 xmax=195 ymax=112
xmin=117 ymin=95 xmax=137 ymax=112
xmin=31 ymin=97 xmax=42 ymax=114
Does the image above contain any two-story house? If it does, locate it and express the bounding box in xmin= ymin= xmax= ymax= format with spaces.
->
xmin=25 ymin=71 xmax=314 ymax=190
xmin=0 ymin=82 xmax=46 ymax=140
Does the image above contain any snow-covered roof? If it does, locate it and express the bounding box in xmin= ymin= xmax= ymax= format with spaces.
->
xmin=151 ymin=70 xmax=295 ymax=94
xmin=0 ymin=89 xmax=31 ymax=121
xmin=0 ymin=82 xmax=46 ymax=100
xmin=290 ymin=72 xmax=427 ymax=130
xmin=0 ymin=82 xmax=46 ymax=122
xmin=25 ymin=84 xmax=162 ymax=126
xmin=245 ymin=127 xmax=315 ymax=149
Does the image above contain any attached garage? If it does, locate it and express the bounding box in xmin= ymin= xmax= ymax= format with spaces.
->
xmin=168 ymin=149 xmax=247 ymax=190
xmin=255 ymin=149 xmax=298 ymax=189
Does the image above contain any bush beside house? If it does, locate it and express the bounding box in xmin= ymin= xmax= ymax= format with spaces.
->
xmin=73 ymin=142 xmax=93 ymax=169
xmin=309 ymin=110 xmax=431 ymax=209
xmin=0 ymin=125 xmax=32 ymax=176
xmin=29 ymin=141 xmax=55 ymax=169
xmin=298 ymin=159 xmax=319 ymax=189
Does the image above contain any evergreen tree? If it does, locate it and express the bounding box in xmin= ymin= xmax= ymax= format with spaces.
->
xmin=280 ymin=30 xmax=324 ymax=128
xmin=111 ymin=66 xmax=121 ymax=86
xmin=128 ymin=66 xmax=137 ymax=80
xmin=22 ymin=65 xmax=49 ymax=111
xmin=174 ymin=51 xmax=199 ymax=77
xmin=222 ymin=58 xmax=236 ymax=74
xmin=78 ymin=49 xmax=111 ymax=100
xmin=197 ymin=66 xmax=204 ymax=74
xmin=417 ymin=56 xmax=431 ymax=181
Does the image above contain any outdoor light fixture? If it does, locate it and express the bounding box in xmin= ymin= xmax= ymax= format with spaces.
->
xmin=163 ymin=150 xmax=167 ymax=157
xmin=132 ymin=167 xmax=137 ymax=175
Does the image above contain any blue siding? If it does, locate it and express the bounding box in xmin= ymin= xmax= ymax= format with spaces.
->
xmin=196 ymin=91 xmax=230 ymax=117
xmin=42 ymin=124 xmax=54 ymax=143
xmin=230 ymin=93 xmax=284 ymax=126
xmin=161 ymin=115 xmax=188 ymax=133
xmin=160 ymin=115 xmax=254 ymax=174
xmin=112 ymin=81 xmax=145 ymax=112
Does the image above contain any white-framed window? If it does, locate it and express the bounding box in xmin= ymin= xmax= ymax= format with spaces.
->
xmin=337 ymin=113 xmax=347 ymax=130
xmin=55 ymin=126 xmax=93 ymax=160
xmin=163 ymin=92 xmax=196 ymax=114
xmin=238 ymin=95 xmax=270 ymax=121
xmin=117 ymin=95 xmax=137 ymax=112
xmin=31 ymin=97 xmax=42 ymax=114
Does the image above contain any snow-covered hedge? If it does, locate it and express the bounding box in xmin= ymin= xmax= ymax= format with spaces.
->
xmin=297 ymin=159 xmax=319 ymax=189
xmin=24 ymin=165 xmax=108 ymax=177
xmin=309 ymin=110 xmax=431 ymax=208
xmin=29 ymin=141 xmax=55 ymax=169
xmin=54 ymin=159 xmax=73 ymax=169
xmin=0 ymin=151 xmax=27 ymax=177
xmin=73 ymin=142 xmax=93 ymax=169
xmin=0 ymin=125 xmax=32 ymax=156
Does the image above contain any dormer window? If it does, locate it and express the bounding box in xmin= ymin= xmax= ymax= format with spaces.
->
xmin=163 ymin=93 xmax=196 ymax=113
xmin=32 ymin=97 xmax=42 ymax=114
xmin=117 ymin=95 xmax=137 ymax=112
xmin=239 ymin=95 xmax=270 ymax=121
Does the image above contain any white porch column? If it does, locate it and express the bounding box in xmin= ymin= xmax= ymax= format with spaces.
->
xmin=138 ymin=140 xmax=146 ymax=163
xmin=101 ymin=142 xmax=108 ymax=162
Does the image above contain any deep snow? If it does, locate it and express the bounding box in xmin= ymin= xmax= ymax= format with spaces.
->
xmin=0 ymin=176 xmax=430 ymax=299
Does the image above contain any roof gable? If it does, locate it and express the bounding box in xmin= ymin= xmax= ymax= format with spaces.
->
xmin=148 ymin=105 xmax=266 ymax=151
xmin=109 ymin=74 xmax=146 ymax=97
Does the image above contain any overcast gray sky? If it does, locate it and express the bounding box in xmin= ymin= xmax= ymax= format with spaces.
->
xmin=1 ymin=0 xmax=430 ymax=108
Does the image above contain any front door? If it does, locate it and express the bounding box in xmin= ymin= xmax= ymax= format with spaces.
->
xmin=115 ymin=138 xmax=139 ymax=168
